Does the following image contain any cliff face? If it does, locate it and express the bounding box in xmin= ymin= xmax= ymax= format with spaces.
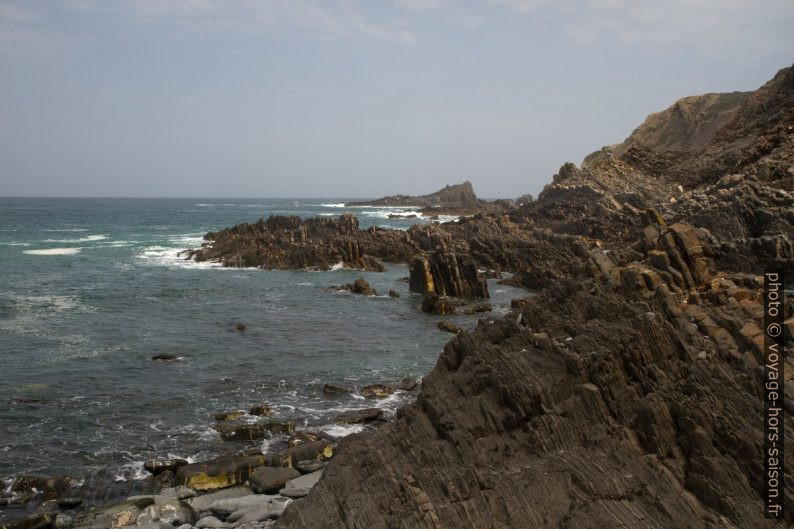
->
xmin=347 ymin=181 xmax=479 ymax=208
xmin=613 ymin=91 xmax=751 ymax=156
xmin=275 ymin=65 xmax=794 ymax=528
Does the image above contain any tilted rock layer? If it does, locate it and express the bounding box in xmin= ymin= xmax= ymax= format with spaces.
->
xmin=274 ymin=65 xmax=794 ymax=528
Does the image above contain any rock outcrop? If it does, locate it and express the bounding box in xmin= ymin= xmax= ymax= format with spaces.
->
xmin=185 ymin=214 xmax=390 ymax=271
xmin=347 ymin=181 xmax=479 ymax=209
xmin=273 ymin=64 xmax=794 ymax=528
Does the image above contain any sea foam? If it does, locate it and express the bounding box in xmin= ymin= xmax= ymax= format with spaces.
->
xmin=23 ymin=248 xmax=81 ymax=256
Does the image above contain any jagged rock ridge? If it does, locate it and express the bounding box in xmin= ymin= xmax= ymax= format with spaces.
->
xmin=273 ymin=64 xmax=794 ymax=528
xmin=347 ymin=181 xmax=479 ymax=209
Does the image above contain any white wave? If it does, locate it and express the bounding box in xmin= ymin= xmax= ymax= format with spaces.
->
xmin=320 ymin=424 xmax=365 ymax=437
xmin=100 ymin=241 xmax=135 ymax=248
xmin=42 ymin=228 xmax=88 ymax=232
xmin=195 ymin=203 xmax=214 ymax=207
xmin=330 ymin=261 xmax=345 ymax=271
xmin=0 ymin=242 xmax=30 ymax=246
xmin=44 ymin=234 xmax=107 ymax=243
xmin=361 ymin=209 xmax=423 ymax=219
xmin=136 ymin=246 xmax=253 ymax=271
xmin=23 ymin=248 xmax=81 ymax=255
xmin=320 ymin=203 xmax=346 ymax=208
xmin=113 ymin=461 xmax=149 ymax=482
xmin=317 ymin=213 xmax=335 ymax=216
xmin=436 ymin=215 xmax=461 ymax=223
xmin=170 ymin=234 xmax=205 ymax=245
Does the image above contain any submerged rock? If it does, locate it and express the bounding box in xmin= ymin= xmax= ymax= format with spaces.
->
xmin=322 ymin=383 xmax=351 ymax=396
xmin=249 ymin=405 xmax=272 ymax=416
xmin=150 ymin=354 xmax=179 ymax=362
xmin=359 ymin=384 xmax=393 ymax=398
xmin=436 ymin=320 xmax=461 ymax=334
xmin=333 ymin=408 xmax=383 ymax=424
xmin=213 ymin=411 xmax=245 ymax=421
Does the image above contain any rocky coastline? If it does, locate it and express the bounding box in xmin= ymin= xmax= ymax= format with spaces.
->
xmin=2 ymin=65 xmax=793 ymax=529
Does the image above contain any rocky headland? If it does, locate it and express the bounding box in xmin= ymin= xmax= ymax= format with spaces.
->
xmin=2 ymin=65 xmax=793 ymax=529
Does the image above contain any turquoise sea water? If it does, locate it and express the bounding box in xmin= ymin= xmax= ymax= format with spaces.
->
xmin=0 ymin=198 xmax=522 ymax=484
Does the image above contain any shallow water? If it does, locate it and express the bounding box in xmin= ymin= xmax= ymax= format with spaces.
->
xmin=0 ymin=198 xmax=523 ymax=483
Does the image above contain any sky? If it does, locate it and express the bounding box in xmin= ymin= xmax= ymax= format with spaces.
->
xmin=0 ymin=1 xmax=792 ymax=199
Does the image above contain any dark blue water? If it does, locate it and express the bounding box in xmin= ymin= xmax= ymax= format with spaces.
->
xmin=0 ymin=198 xmax=522 ymax=484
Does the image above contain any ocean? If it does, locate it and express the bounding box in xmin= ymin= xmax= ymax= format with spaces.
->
xmin=0 ymin=198 xmax=522 ymax=486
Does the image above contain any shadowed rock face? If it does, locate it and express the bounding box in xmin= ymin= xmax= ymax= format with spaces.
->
xmin=347 ymin=181 xmax=479 ymax=209
xmin=409 ymin=251 xmax=488 ymax=299
xmin=274 ymin=65 xmax=794 ymax=528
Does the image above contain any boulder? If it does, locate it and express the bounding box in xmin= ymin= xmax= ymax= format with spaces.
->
xmin=287 ymin=432 xmax=323 ymax=447
xmin=395 ymin=378 xmax=418 ymax=391
xmin=73 ymin=497 xmax=154 ymax=529
xmin=248 ymin=467 xmax=300 ymax=494
xmin=11 ymin=475 xmax=75 ymax=501
xmin=176 ymin=454 xmax=265 ymax=491
xmin=208 ymin=495 xmax=270 ymax=517
xmin=57 ymin=498 xmax=82 ymax=509
xmin=360 ymin=384 xmax=394 ymax=398
xmin=279 ymin=470 xmax=324 ymax=499
xmin=267 ymin=441 xmax=333 ymax=468
xmin=294 ymin=460 xmax=326 ymax=474
xmin=1 ymin=515 xmax=55 ymax=529
xmin=185 ymin=486 xmax=254 ymax=513
xmin=213 ymin=421 xmax=266 ymax=442
xmin=150 ymin=354 xmax=179 ymax=362
xmin=213 ymin=411 xmax=245 ymax=421
xmin=249 ymin=405 xmax=272 ymax=416
xmin=158 ymin=499 xmax=197 ymax=526
xmin=143 ymin=459 xmax=188 ymax=475
xmin=437 ymin=321 xmax=461 ymax=334
xmin=194 ymin=516 xmax=227 ymax=529
xmin=421 ymin=293 xmax=454 ymax=315
xmin=388 ymin=290 xmax=400 ymax=298
xmin=322 ymin=383 xmax=351 ymax=396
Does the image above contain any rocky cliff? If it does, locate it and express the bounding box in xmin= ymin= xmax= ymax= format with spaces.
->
xmin=273 ymin=65 xmax=794 ymax=528
xmin=347 ymin=181 xmax=479 ymax=209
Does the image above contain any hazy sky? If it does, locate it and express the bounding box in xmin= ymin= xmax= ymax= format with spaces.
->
xmin=1 ymin=1 xmax=792 ymax=199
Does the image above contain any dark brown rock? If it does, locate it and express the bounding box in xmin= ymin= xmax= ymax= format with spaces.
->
xmin=176 ymin=453 xmax=266 ymax=491
xmin=248 ymin=467 xmax=300 ymax=494
xmin=213 ymin=421 xmax=266 ymax=442
xmin=143 ymin=459 xmax=189 ymax=475
xmin=333 ymin=408 xmax=384 ymax=424
xmin=322 ymin=383 xmax=352 ymax=396
xmin=288 ymin=432 xmax=323 ymax=447
xmin=249 ymin=405 xmax=272 ymax=416
xmin=437 ymin=320 xmax=461 ymax=334
xmin=274 ymin=65 xmax=794 ymax=529
xmin=395 ymin=378 xmax=418 ymax=391
xmin=409 ymin=251 xmax=488 ymax=299
xmin=359 ymin=384 xmax=394 ymax=398
xmin=267 ymin=441 xmax=333 ymax=467
xmin=213 ymin=411 xmax=245 ymax=421
xmin=151 ymin=354 xmax=179 ymax=361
